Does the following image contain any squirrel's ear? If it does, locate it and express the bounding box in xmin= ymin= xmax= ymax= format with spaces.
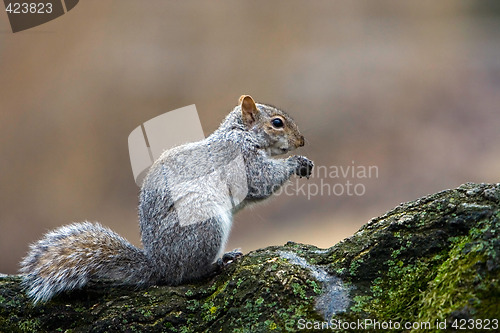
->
xmin=239 ymin=95 xmax=259 ymax=126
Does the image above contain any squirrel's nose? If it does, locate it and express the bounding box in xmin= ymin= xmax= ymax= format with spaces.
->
xmin=297 ymin=135 xmax=305 ymax=147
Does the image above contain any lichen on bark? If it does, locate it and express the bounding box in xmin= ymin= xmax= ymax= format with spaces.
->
xmin=1 ymin=183 xmax=499 ymax=332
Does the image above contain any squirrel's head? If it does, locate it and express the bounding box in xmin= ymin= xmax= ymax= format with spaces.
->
xmin=239 ymin=95 xmax=305 ymax=156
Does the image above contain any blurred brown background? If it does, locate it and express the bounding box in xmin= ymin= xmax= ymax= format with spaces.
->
xmin=1 ymin=1 xmax=499 ymax=274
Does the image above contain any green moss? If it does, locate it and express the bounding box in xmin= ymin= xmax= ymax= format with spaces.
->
xmin=255 ymin=297 xmax=264 ymax=306
xmin=306 ymin=280 xmax=322 ymax=295
xmin=291 ymin=282 xmax=306 ymax=299
xmin=419 ymin=241 xmax=482 ymax=321
xmin=334 ymin=267 xmax=346 ymax=275
xmin=419 ymin=226 xmax=499 ymax=321
xmin=207 ymin=280 xmax=230 ymax=301
xmin=140 ymin=308 xmax=153 ymax=318
xmin=201 ymin=301 xmax=217 ymax=321
xmin=347 ymin=210 xmax=499 ymax=330
xmin=178 ymin=326 xmax=190 ymax=333
xmin=368 ymin=258 xmax=436 ymax=321
xmin=350 ymin=295 xmax=372 ymax=313
xmin=265 ymin=319 xmax=278 ymax=330
xmin=186 ymin=299 xmax=199 ymax=311
xmin=349 ymin=258 xmax=363 ymax=276
xmin=19 ymin=319 xmax=41 ymax=332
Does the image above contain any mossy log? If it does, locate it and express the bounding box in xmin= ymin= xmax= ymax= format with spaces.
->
xmin=1 ymin=183 xmax=499 ymax=332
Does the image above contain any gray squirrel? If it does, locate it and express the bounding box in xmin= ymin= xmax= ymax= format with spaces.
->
xmin=20 ymin=95 xmax=314 ymax=303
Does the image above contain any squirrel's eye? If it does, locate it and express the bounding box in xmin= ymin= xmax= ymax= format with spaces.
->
xmin=271 ymin=118 xmax=284 ymax=128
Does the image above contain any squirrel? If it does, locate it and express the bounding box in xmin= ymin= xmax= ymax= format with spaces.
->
xmin=20 ymin=95 xmax=314 ymax=303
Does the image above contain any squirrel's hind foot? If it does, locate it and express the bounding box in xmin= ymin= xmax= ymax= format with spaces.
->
xmin=216 ymin=249 xmax=243 ymax=268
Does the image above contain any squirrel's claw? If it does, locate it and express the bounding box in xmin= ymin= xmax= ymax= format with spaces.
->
xmin=217 ymin=249 xmax=243 ymax=268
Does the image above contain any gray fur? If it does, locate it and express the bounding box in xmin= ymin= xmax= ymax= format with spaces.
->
xmin=20 ymin=222 xmax=155 ymax=303
xmin=19 ymin=97 xmax=314 ymax=303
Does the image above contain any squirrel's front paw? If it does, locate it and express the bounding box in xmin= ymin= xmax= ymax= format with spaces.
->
xmin=292 ymin=156 xmax=314 ymax=179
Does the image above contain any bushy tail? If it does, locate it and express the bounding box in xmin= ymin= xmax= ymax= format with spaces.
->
xmin=20 ymin=222 xmax=155 ymax=303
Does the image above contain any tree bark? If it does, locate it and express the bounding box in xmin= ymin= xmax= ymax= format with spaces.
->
xmin=1 ymin=183 xmax=499 ymax=332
